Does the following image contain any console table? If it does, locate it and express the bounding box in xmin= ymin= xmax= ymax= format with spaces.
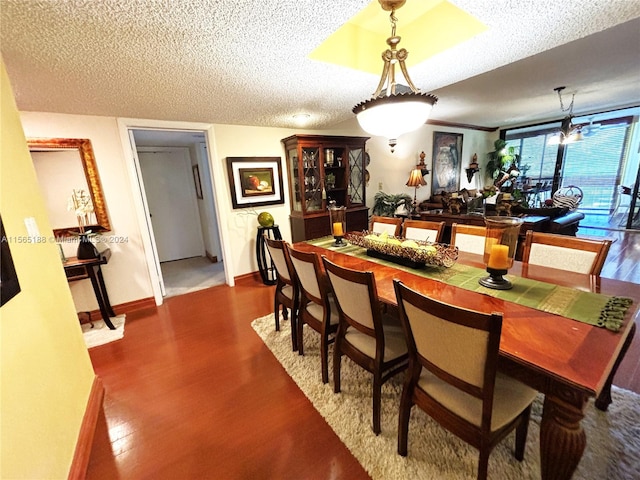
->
xmin=63 ymin=248 xmax=116 ymax=330
xmin=417 ymin=211 xmax=583 ymax=260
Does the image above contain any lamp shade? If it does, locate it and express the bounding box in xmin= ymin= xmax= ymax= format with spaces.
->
xmin=354 ymin=93 xmax=436 ymax=147
xmin=406 ymin=167 xmax=427 ymax=187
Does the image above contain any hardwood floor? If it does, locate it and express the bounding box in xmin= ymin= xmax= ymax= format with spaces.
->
xmin=86 ymin=279 xmax=370 ymax=479
xmin=87 ymin=229 xmax=639 ymax=479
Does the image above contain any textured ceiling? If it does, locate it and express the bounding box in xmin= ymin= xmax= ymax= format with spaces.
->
xmin=1 ymin=0 xmax=639 ymax=130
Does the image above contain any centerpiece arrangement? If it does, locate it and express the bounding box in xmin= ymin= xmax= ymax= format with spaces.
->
xmin=346 ymin=231 xmax=458 ymax=268
xmin=68 ymin=188 xmax=99 ymax=259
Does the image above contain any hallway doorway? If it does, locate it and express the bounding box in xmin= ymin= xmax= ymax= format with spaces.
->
xmin=130 ymin=128 xmax=226 ymax=298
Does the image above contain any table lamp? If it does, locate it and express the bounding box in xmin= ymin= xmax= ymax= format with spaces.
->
xmin=406 ymin=160 xmax=427 ymax=215
xmin=479 ymin=216 xmax=523 ymax=290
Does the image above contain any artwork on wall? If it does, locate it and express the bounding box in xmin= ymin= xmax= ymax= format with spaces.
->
xmin=226 ymin=157 xmax=284 ymax=209
xmin=431 ymin=131 xmax=463 ymax=195
xmin=1 ymin=215 xmax=21 ymax=306
xmin=192 ymin=165 xmax=203 ymax=199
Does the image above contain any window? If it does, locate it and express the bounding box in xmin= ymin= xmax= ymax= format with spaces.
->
xmin=504 ymin=107 xmax=639 ymax=229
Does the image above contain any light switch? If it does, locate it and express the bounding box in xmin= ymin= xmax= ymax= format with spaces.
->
xmin=24 ymin=217 xmax=40 ymax=238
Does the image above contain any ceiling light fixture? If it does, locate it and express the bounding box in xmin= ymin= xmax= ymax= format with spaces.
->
xmin=548 ymin=86 xmax=584 ymax=145
xmin=352 ymin=0 xmax=437 ymax=153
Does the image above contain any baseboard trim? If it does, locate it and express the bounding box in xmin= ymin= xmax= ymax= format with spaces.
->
xmin=112 ymin=296 xmax=156 ymax=315
xmin=80 ymin=296 xmax=156 ymax=321
xmin=68 ymin=376 xmax=104 ymax=480
xmin=234 ymin=271 xmax=262 ymax=283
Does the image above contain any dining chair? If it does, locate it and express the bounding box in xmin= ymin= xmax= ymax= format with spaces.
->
xmin=521 ymin=230 xmax=612 ymax=275
xmin=521 ymin=230 xmax=629 ymax=412
xmin=451 ymin=223 xmax=486 ymax=254
xmin=264 ymin=237 xmax=299 ymax=351
xmin=369 ymin=216 xmax=402 ymax=237
xmin=322 ymin=257 xmax=408 ymax=434
xmin=394 ymin=279 xmax=537 ymax=480
xmin=401 ymin=219 xmax=445 ymax=243
xmin=287 ymin=245 xmax=339 ymax=383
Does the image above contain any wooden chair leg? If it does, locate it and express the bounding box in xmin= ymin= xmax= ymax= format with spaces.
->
xmin=477 ymin=449 xmax=489 ymax=480
xmin=397 ymin=386 xmax=412 ymax=456
xmin=274 ymin=297 xmax=280 ymax=331
xmin=320 ymin=335 xmax=329 ymax=384
xmin=515 ymin=405 xmax=532 ymax=461
xmin=596 ymin=323 xmax=636 ymax=411
xmin=290 ymin=308 xmax=298 ymax=352
xmin=333 ymin=344 xmax=342 ymax=393
xmin=372 ymin=373 xmax=382 ymax=435
xmin=297 ymin=318 xmax=305 ymax=356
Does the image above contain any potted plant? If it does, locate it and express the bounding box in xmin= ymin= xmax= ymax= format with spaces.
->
xmin=486 ymin=139 xmax=520 ymax=182
xmin=372 ymin=191 xmax=412 ymax=217
xmin=325 ymin=172 xmax=336 ymax=190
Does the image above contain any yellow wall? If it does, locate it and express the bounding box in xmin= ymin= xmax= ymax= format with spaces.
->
xmin=1 ymin=60 xmax=96 ymax=478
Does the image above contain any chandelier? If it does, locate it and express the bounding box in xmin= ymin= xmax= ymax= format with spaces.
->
xmin=352 ymin=0 xmax=437 ymax=153
xmin=548 ymin=86 xmax=584 ymax=145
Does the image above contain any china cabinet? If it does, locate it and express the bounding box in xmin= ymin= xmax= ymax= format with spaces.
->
xmin=281 ymin=134 xmax=369 ymax=242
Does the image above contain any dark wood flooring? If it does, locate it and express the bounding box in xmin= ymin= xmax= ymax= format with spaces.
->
xmin=86 ymin=228 xmax=640 ymax=479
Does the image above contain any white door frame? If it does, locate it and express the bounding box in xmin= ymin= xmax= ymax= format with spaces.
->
xmin=117 ymin=118 xmax=235 ymax=305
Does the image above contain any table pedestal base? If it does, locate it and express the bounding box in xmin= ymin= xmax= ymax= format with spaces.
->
xmin=540 ymin=390 xmax=588 ymax=480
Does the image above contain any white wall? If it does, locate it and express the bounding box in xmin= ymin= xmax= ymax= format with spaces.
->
xmin=19 ymin=111 xmax=494 ymax=310
xmin=20 ymin=112 xmax=154 ymax=311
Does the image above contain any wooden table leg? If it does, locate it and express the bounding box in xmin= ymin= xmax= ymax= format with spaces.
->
xmin=87 ymin=266 xmax=116 ymax=330
xmin=540 ymin=388 xmax=589 ymax=480
xmin=596 ymin=322 xmax=636 ymax=411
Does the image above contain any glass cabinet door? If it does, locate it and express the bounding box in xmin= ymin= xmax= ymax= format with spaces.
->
xmin=302 ymin=147 xmax=322 ymax=212
xmin=348 ymin=147 xmax=365 ymax=205
xmin=288 ymin=148 xmax=302 ymax=211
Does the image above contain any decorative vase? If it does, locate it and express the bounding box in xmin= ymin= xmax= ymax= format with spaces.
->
xmin=77 ymin=233 xmax=98 ymax=259
xmin=478 ymin=216 xmax=523 ymax=290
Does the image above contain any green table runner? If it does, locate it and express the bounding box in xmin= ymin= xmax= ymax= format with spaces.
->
xmin=308 ymin=236 xmax=632 ymax=332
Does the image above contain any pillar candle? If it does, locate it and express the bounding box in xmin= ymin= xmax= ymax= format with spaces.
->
xmin=332 ymin=222 xmax=344 ymax=237
xmin=487 ymin=244 xmax=510 ymax=270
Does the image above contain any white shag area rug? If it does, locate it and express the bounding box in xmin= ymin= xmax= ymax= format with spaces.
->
xmin=81 ymin=314 xmax=125 ymax=348
xmin=252 ymin=313 xmax=640 ymax=480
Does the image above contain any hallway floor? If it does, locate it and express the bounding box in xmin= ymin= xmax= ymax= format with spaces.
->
xmin=160 ymin=256 xmax=226 ymax=298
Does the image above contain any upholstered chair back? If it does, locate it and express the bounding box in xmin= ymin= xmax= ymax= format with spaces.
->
xmin=522 ymin=231 xmax=612 ymax=276
xmin=402 ymin=220 xmax=445 ymax=243
xmin=451 ymin=223 xmax=486 ymax=255
xmin=265 ymin=240 xmax=292 ymax=283
xmin=289 ymin=251 xmax=322 ymax=301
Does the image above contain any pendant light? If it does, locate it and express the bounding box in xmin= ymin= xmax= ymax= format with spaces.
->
xmin=352 ymin=0 xmax=437 ymax=153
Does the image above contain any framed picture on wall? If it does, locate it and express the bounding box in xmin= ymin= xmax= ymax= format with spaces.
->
xmin=192 ymin=165 xmax=203 ymax=199
xmin=226 ymin=157 xmax=284 ymax=209
xmin=431 ymin=131 xmax=463 ymax=195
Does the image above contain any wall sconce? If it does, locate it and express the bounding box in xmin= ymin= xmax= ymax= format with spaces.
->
xmin=465 ymin=153 xmax=480 ymax=183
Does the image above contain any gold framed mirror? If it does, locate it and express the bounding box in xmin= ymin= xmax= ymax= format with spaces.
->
xmin=27 ymin=137 xmax=111 ymax=237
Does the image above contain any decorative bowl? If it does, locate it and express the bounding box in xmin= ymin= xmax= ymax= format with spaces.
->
xmin=346 ymin=231 xmax=458 ymax=268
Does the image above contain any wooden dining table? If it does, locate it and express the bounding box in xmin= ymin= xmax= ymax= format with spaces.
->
xmin=292 ymin=238 xmax=639 ymax=480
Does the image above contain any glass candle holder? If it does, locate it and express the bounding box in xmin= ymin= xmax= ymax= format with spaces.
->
xmin=328 ymin=201 xmax=347 ymax=247
xmin=479 ymin=216 xmax=523 ymax=290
